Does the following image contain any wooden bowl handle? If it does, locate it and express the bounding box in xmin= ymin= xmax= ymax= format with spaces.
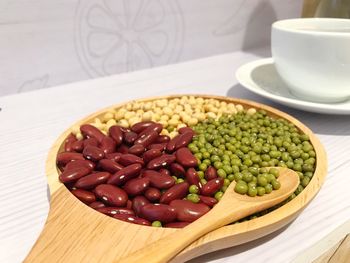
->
xmin=23 ymin=186 xmax=179 ymax=263
xmin=23 ymin=187 xmax=87 ymax=262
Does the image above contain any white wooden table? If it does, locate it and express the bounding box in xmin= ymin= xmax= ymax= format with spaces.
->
xmin=1 ymin=51 xmax=350 ymax=263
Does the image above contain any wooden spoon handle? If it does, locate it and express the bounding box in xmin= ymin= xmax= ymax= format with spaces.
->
xmin=120 ymin=168 xmax=300 ymax=263
xmin=119 ymin=201 xmax=248 ymax=263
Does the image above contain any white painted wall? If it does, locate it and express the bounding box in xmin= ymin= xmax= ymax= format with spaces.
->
xmin=0 ymin=0 xmax=302 ymax=97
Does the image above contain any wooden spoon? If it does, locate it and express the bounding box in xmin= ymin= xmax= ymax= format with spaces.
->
xmin=119 ymin=167 xmax=299 ymax=263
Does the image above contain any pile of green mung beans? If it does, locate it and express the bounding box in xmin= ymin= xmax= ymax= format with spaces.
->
xmin=189 ymin=109 xmax=316 ymax=218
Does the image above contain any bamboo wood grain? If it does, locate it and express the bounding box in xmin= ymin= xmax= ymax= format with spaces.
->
xmin=313 ymin=234 xmax=350 ymax=263
xmin=328 ymin=235 xmax=350 ymax=263
xmin=312 ymin=240 xmax=344 ymax=263
xmin=25 ymin=95 xmax=328 ymax=263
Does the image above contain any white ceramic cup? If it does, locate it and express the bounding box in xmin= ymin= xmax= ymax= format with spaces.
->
xmin=271 ymin=18 xmax=350 ymax=103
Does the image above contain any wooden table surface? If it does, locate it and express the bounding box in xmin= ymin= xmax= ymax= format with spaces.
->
xmin=1 ymin=51 xmax=350 ymax=263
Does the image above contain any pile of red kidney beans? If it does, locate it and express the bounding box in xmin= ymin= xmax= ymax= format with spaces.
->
xmin=57 ymin=121 xmax=222 ymax=228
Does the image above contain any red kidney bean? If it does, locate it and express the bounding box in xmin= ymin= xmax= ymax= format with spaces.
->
xmin=147 ymin=154 xmax=176 ymax=170
xmin=185 ymin=168 xmax=201 ymax=188
xmin=105 ymin=152 xmax=122 ymax=162
xmin=131 ymin=121 xmax=155 ymax=134
xmin=80 ymin=124 xmax=105 ymax=143
xmin=64 ymin=181 xmax=76 ymax=190
xmin=74 ymin=172 xmax=111 ymax=189
xmin=64 ymin=134 xmax=77 ymax=152
xmin=137 ymin=123 xmax=163 ymax=139
xmin=119 ymin=154 xmax=144 ymax=166
xmin=116 ymin=144 xmax=129 ymax=154
xmin=71 ymin=189 xmax=96 ymax=204
xmin=142 ymin=149 xmax=162 ymax=163
xmin=57 ymin=152 xmax=85 ymax=165
xmin=198 ymin=195 xmax=218 ymax=208
xmin=159 ymin=168 xmax=171 ymax=177
xmin=60 ymin=120 xmax=229 ymax=226
xmin=83 ymin=137 xmax=99 ymax=148
xmin=100 ymin=136 xmax=116 ymax=154
xmin=83 ymin=145 xmax=105 ymax=162
xmin=89 ymin=201 xmax=105 ymax=209
xmin=148 ymin=143 xmax=167 ymax=151
xmin=123 ymin=177 xmax=150 ymax=196
xmin=164 ymin=222 xmax=190 ymax=228
xmin=107 ymin=163 xmax=142 ymax=186
xmin=98 ymin=159 xmax=124 ymax=173
xmin=59 ymin=166 xmax=91 ymax=183
xmin=201 ymin=178 xmax=224 ymax=196
xmin=156 ymin=135 xmax=170 ymax=143
xmin=132 ymin=196 xmax=150 ymax=216
xmin=109 ymin=126 xmax=123 ymax=146
xmin=128 ymin=144 xmax=145 ymax=156
xmin=143 ymin=170 xmax=176 ymax=189
xmin=65 ymin=159 xmax=95 ymax=171
xmin=170 ymin=200 xmax=210 ymax=222
xmin=126 ymin=199 xmax=132 ymax=209
xmin=95 ymin=184 xmax=128 ymax=207
xmin=134 ymin=130 xmax=158 ymax=148
xmin=160 ymin=182 xmax=189 ymax=204
xmin=178 ymin=127 xmax=195 ymax=135
xmin=175 ymin=148 xmax=198 ymax=168
xmin=166 ymin=135 xmax=181 ymax=153
xmin=144 ymin=187 xmax=161 ymax=202
xmin=120 ymin=127 xmax=131 ymax=133
xmin=205 ymin=166 xmax=218 ymax=180
xmin=71 ymin=140 xmax=84 ymax=153
xmin=123 ymin=131 xmax=138 ymax=145
xmin=113 ymin=214 xmax=151 ymax=226
xmin=140 ymin=204 xmax=177 ymax=223
xmin=97 ymin=207 xmax=135 ymax=217
xmin=170 ymin=163 xmax=185 ymax=178
xmin=175 ymin=132 xmax=193 ymax=150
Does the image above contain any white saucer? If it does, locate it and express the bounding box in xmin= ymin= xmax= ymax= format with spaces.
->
xmin=235 ymin=58 xmax=350 ymax=115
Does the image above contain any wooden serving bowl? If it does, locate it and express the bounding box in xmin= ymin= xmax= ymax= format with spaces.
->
xmin=25 ymin=95 xmax=327 ymax=263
